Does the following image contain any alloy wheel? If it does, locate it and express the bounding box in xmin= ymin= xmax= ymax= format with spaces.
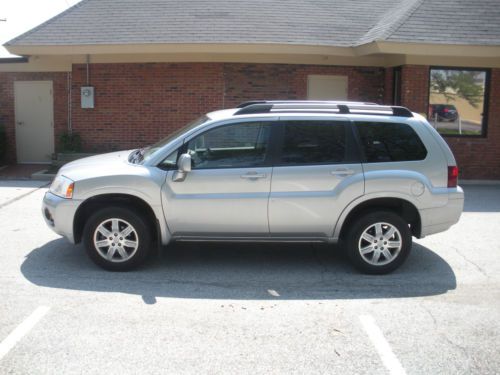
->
xmin=358 ymin=222 xmax=402 ymax=266
xmin=93 ymin=218 xmax=140 ymax=263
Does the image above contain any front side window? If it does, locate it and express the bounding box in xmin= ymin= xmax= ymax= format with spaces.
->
xmin=139 ymin=115 xmax=210 ymax=164
xmin=428 ymin=68 xmax=489 ymax=136
xmin=158 ymin=150 xmax=179 ymax=170
xmin=186 ymin=122 xmax=271 ymax=169
xmin=279 ymin=121 xmax=346 ymax=165
xmin=355 ymin=122 xmax=427 ymax=163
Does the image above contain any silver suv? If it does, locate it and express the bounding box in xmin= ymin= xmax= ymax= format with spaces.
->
xmin=42 ymin=101 xmax=464 ymax=274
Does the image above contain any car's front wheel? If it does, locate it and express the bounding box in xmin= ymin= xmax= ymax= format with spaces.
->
xmin=345 ymin=211 xmax=412 ymax=274
xmin=83 ymin=206 xmax=152 ymax=271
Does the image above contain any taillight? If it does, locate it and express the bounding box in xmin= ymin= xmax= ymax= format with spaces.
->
xmin=448 ymin=166 xmax=458 ymax=188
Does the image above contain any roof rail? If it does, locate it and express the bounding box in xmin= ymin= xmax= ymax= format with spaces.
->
xmin=237 ymin=100 xmax=377 ymax=108
xmin=234 ymin=101 xmax=413 ymax=117
xmin=237 ymin=101 xmax=267 ymax=108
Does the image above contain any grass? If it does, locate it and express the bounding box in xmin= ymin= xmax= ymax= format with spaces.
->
xmin=438 ymin=129 xmax=481 ymax=136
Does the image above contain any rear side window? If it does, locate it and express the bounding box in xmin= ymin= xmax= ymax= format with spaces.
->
xmin=279 ymin=121 xmax=346 ymax=165
xmin=355 ymin=122 xmax=427 ymax=162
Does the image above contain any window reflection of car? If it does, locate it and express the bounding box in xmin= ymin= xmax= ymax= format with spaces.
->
xmin=430 ymin=104 xmax=458 ymax=122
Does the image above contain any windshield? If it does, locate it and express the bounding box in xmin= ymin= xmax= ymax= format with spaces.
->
xmin=132 ymin=115 xmax=210 ymax=164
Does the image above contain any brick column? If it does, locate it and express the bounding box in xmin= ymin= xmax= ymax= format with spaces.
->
xmin=400 ymin=65 xmax=430 ymax=115
xmin=383 ymin=67 xmax=394 ymax=105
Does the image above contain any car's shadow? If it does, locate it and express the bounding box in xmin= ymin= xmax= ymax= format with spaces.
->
xmin=21 ymin=239 xmax=456 ymax=303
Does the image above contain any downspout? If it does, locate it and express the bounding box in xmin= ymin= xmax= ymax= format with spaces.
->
xmin=67 ymin=71 xmax=72 ymax=135
xmin=86 ymin=54 xmax=90 ymax=85
xmin=222 ymin=64 xmax=226 ymax=109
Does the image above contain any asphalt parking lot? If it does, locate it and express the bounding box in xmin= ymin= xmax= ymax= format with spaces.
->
xmin=0 ymin=182 xmax=499 ymax=374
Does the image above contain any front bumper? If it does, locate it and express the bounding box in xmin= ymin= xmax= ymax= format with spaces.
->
xmin=42 ymin=191 xmax=82 ymax=244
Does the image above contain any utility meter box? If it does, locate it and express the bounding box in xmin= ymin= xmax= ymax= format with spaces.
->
xmin=81 ymin=86 xmax=94 ymax=109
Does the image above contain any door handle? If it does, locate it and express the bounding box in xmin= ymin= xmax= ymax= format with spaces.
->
xmin=240 ymin=172 xmax=267 ymax=179
xmin=16 ymin=121 xmax=24 ymax=126
xmin=331 ymin=168 xmax=355 ymax=176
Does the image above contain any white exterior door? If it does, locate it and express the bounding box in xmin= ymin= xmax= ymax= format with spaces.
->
xmin=307 ymin=75 xmax=348 ymax=100
xmin=14 ymin=81 xmax=54 ymax=163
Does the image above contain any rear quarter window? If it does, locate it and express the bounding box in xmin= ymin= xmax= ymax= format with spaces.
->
xmin=355 ymin=122 xmax=427 ymax=162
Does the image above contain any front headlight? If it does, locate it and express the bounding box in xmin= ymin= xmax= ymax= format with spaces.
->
xmin=50 ymin=175 xmax=75 ymax=199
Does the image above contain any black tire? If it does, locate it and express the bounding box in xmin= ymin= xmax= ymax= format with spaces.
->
xmin=83 ymin=206 xmax=152 ymax=271
xmin=345 ymin=211 xmax=412 ymax=275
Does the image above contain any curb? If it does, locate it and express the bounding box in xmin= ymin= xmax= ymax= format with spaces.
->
xmin=460 ymin=180 xmax=500 ymax=186
xmin=31 ymin=170 xmax=56 ymax=181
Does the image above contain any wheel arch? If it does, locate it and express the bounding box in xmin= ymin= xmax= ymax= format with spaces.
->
xmin=335 ymin=196 xmax=422 ymax=241
xmin=73 ymin=193 xmax=162 ymax=244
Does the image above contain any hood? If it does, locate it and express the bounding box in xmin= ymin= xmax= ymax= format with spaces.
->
xmin=58 ymin=150 xmax=139 ymax=181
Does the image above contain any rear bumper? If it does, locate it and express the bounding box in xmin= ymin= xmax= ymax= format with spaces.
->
xmin=42 ymin=191 xmax=82 ymax=244
xmin=419 ymin=187 xmax=464 ymax=237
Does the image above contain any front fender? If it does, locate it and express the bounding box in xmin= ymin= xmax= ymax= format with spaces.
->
xmin=73 ymin=171 xmax=171 ymax=245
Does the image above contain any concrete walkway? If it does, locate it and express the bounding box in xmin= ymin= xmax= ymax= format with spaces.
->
xmin=0 ymin=165 xmax=48 ymax=180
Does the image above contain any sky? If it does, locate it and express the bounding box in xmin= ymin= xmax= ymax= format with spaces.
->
xmin=0 ymin=0 xmax=82 ymax=57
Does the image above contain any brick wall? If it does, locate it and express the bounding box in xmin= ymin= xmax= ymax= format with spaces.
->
xmin=70 ymin=63 xmax=385 ymax=152
xmin=71 ymin=63 xmax=224 ymax=152
xmin=223 ymin=64 xmax=298 ymax=106
xmin=223 ymin=64 xmax=385 ymax=107
xmin=0 ymin=63 xmax=386 ymax=159
xmin=0 ymin=72 xmax=68 ymax=163
xmin=400 ymin=65 xmax=430 ymax=115
xmin=1 ymin=62 xmax=498 ymax=179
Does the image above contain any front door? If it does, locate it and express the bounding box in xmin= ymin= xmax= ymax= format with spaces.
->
xmin=14 ymin=81 xmax=54 ymax=163
xmin=268 ymin=118 xmax=364 ymax=238
xmin=162 ymin=120 xmax=274 ymax=237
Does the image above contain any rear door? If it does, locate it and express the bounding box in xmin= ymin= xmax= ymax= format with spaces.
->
xmin=268 ymin=118 xmax=364 ymax=238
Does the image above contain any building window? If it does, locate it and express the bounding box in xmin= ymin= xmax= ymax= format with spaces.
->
xmin=428 ymin=67 xmax=490 ymax=137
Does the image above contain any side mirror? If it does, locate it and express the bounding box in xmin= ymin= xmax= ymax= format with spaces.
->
xmin=173 ymin=153 xmax=191 ymax=182
xmin=178 ymin=153 xmax=192 ymax=172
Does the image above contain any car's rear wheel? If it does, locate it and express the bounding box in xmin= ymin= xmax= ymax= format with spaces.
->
xmin=83 ymin=206 xmax=152 ymax=271
xmin=345 ymin=211 xmax=412 ymax=274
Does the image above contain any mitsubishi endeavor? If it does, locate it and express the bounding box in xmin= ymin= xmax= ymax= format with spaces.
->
xmin=42 ymin=101 xmax=464 ymax=274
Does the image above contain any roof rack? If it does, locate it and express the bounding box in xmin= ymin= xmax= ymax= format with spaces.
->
xmin=234 ymin=101 xmax=413 ymax=118
xmin=236 ymin=100 xmax=378 ymax=108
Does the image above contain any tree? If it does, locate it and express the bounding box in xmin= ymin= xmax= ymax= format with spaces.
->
xmin=430 ymin=70 xmax=484 ymax=108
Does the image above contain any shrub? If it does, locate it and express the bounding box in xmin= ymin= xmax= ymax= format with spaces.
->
xmin=59 ymin=132 xmax=82 ymax=153
xmin=0 ymin=124 xmax=6 ymax=163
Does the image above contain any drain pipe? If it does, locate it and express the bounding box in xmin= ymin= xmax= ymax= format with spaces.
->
xmin=67 ymin=71 xmax=72 ymax=134
xmin=86 ymin=54 xmax=90 ymax=85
